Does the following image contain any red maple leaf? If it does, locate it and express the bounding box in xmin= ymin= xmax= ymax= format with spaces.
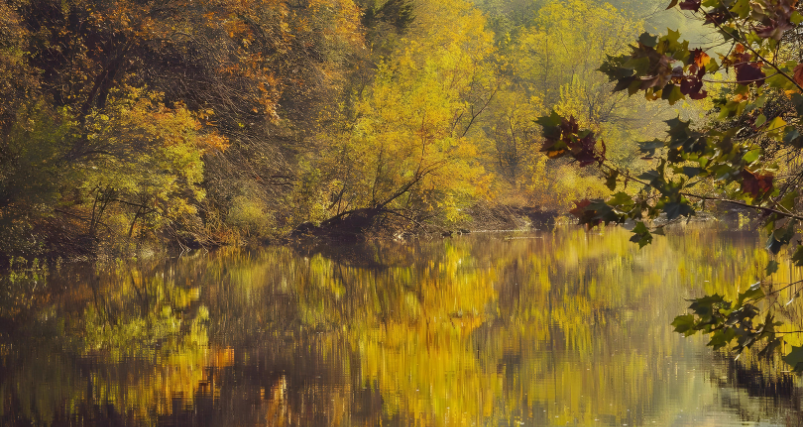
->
xmin=740 ymin=170 xmax=774 ymax=198
xmin=735 ymin=54 xmax=765 ymax=86
xmin=679 ymin=0 xmax=701 ymax=11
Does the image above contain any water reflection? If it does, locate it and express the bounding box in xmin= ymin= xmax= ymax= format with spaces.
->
xmin=2 ymin=224 xmax=803 ymax=426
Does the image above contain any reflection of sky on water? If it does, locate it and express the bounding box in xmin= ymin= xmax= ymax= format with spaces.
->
xmin=1 ymin=224 xmax=802 ymax=426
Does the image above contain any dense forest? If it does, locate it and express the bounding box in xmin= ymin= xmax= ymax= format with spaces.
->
xmin=0 ymin=0 xmax=702 ymax=258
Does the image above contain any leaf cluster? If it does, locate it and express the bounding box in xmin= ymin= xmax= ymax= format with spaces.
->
xmin=536 ymin=0 xmax=803 ymax=368
xmin=671 ymin=283 xmax=782 ymax=358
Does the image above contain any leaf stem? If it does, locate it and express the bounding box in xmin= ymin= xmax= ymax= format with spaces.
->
xmin=766 ymin=279 xmax=803 ymax=296
xmin=702 ymin=73 xmax=779 ymax=84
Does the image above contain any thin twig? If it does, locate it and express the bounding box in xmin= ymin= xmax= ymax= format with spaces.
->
xmin=702 ymin=73 xmax=778 ymax=84
xmin=766 ymin=279 xmax=803 ymax=296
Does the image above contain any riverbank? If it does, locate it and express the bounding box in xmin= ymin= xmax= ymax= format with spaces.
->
xmin=284 ymin=203 xmax=565 ymax=242
xmin=0 ymin=199 xmax=753 ymax=267
xmin=0 ymin=202 xmax=564 ymax=265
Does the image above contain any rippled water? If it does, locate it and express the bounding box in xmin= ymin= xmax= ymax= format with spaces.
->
xmin=2 ymin=224 xmax=803 ymax=426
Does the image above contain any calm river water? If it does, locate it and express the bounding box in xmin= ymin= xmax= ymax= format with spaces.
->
xmin=2 ymin=225 xmax=803 ymax=426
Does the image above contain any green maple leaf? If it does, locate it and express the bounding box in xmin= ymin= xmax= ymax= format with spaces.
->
xmin=792 ymin=245 xmax=803 ymax=266
xmin=766 ymin=260 xmax=779 ymax=275
xmin=729 ymin=0 xmax=750 ymax=19
xmin=783 ymin=346 xmax=803 ymax=372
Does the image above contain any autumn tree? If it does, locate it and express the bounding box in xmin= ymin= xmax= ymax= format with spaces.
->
xmin=0 ymin=0 xmax=366 ymax=254
xmin=480 ymin=90 xmax=544 ymax=186
xmin=538 ymin=0 xmax=803 ymax=368
xmin=474 ymin=0 xmax=670 ymax=209
xmin=296 ymin=0 xmax=496 ymax=231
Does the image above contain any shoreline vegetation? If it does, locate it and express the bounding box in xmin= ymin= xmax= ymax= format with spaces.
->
xmin=0 ymin=200 xmax=737 ymax=268
xmin=2 ymin=200 xmax=571 ymax=264
xmin=0 ymin=0 xmax=705 ymax=264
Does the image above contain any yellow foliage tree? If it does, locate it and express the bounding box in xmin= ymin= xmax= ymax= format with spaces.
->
xmin=73 ymin=88 xmax=229 ymax=237
xmin=301 ymin=0 xmax=497 ymax=226
xmin=481 ymin=0 xmax=673 ymax=209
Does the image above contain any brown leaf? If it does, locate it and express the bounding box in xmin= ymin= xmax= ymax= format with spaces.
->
xmin=793 ymin=63 xmax=803 ymax=89
xmin=741 ymin=170 xmax=774 ymax=198
xmin=560 ymin=116 xmax=579 ymax=141
xmin=679 ymin=0 xmax=701 ymax=11
xmin=569 ymin=199 xmax=602 ymax=229
xmin=735 ymin=61 xmax=766 ymax=86
xmin=569 ymin=199 xmax=592 ymax=220
xmin=571 ymin=133 xmax=605 ymax=167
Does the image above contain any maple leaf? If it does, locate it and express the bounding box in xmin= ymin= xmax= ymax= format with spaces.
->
xmin=559 ymin=116 xmax=579 ymax=142
xmin=793 ymin=63 xmax=803 ymax=88
xmin=680 ymin=70 xmax=707 ymax=97
xmin=679 ymin=0 xmax=701 ymax=11
xmin=735 ymin=60 xmax=766 ymax=86
xmin=689 ymin=49 xmax=710 ymax=68
xmin=569 ymin=199 xmax=591 ymax=219
xmin=740 ymin=170 xmax=774 ymax=197
xmin=783 ymin=346 xmax=803 ymax=372
xmin=569 ymin=199 xmax=602 ymax=228
xmin=680 ymin=77 xmax=706 ymax=99
xmin=548 ymin=116 xmax=607 ymax=167
xmin=569 ymin=133 xmax=604 ymax=166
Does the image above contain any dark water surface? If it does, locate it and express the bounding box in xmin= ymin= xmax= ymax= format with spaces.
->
xmin=3 ymin=225 xmax=803 ymax=426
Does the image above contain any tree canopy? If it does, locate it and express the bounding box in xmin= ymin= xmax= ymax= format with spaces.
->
xmin=0 ymin=0 xmax=691 ymax=255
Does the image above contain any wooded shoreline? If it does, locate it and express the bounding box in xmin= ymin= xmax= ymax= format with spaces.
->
xmin=0 ymin=0 xmax=674 ymax=264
